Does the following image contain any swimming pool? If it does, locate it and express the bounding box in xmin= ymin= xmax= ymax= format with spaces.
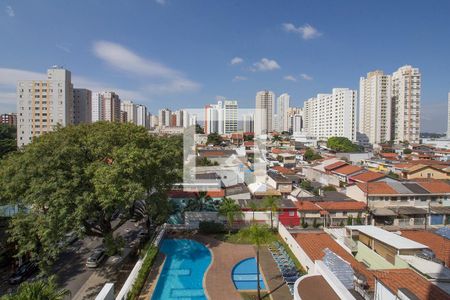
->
xmin=151 ymin=239 xmax=211 ymax=300
xmin=232 ymin=257 xmax=266 ymax=290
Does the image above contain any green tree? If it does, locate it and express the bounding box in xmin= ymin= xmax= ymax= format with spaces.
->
xmin=0 ymin=124 xmax=16 ymax=160
xmin=238 ymin=224 xmax=273 ymax=300
xmin=263 ymin=196 xmax=280 ymax=230
xmin=243 ymin=134 xmax=254 ymax=141
xmin=185 ymin=191 xmax=213 ymax=212
xmin=1 ymin=276 xmax=70 ymax=300
xmin=195 ymin=124 xmax=204 ymax=134
xmin=271 ymin=135 xmax=282 ymax=146
xmin=218 ymin=197 xmax=243 ymax=234
xmin=0 ymin=122 xmax=182 ymax=269
xmin=303 ymin=148 xmax=322 ymax=162
xmin=206 ymin=132 xmax=222 ymax=145
xmin=300 ymin=179 xmax=314 ymax=192
xmin=403 ymin=148 xmax=412 ymax=154
xmin=326 ymin=137 xmax=361 ymax=152
xmin=248 ymin=201 xmax=259 ymax=222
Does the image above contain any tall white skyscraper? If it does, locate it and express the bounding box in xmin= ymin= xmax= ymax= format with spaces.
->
xmin=303 ymin=88 xmax=357 ymax=141
xmin=255 ymin=90 xmax=275 ymax=135
xmin=359 ymin=70 xmax=392 ymax=144
xmin=288 ymin=107 xmax=303 ymax=133
xmin=276 ymin=93 xmax=290 ymax=132
xmin=136 ymin=104 xmax=147 ymax=128
xmin=243 ymin=114 xmax=254 ymax=133
xmin=17 ymin=67 xmax=73 ymax=147
xmin=158 ymin=108 xmax=171 ymax=127
xmin=223 ymin=100 xmax=238 ymax=134
xmin=150 ymin=115 xmax=159 ymax=128
xmin=121 ymin=100 xmax=137 ymax=124
xmin=392 ymin=65 xmax=421 ymax=143
xmin=73 ymin=88 xmax=92 ymax=125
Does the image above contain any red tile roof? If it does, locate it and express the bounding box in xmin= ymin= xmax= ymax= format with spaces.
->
xmin=207 ymin=190 xmax=225 ymax=198
xmin=356 ymin=182 xmax=399 ymax=195
xmin=316 ymin=201 xmax=366 ymax=211
xmin=372 ymin=269 xmax=449 ymax=300
xmin=349 ymin=171 xmax=386 ymax=183
xmin=272 ymin=166 xmax=296 ymax=175
xmin=294 ymin=201 xmax=321 ymax=212
xmin=244 ymin=141 xmax=254 ymax=147
xmin=417 ymin=181 xmax=450 ymax=193
xmin=332 ymin=165 xmax=364 ymax=176
xmin=293 ymin=232 xmax=375 ymax=289
xmin=380 ymin=153 xmax=399 ymax=159
xmin=400 ymin=230 xmax=450 ymax=266
xmin=168 ymin=190 xmax=198 ymax=198
xmin=324 ymin=161 xmax=348 ymax=172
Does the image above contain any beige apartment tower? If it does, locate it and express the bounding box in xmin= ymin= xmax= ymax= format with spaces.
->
xmin=17 ymin=67 xmax=73 ymax=147
xmin=255 ymin=90 xmax=275 ymax=134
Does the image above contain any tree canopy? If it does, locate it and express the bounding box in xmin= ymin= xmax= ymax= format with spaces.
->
xmin=303 ymin=148 xmax=322 ymax=162
xmin=326 ymin=136 xmax=361 ymax=152
xmin=0 ymin=124 xmax=17 ymax=159
xmin=206 ymin=132 xmax=222 ymax=145
xmin=0 ymin=276 xmax=69 ymax=300
xmin=0 ymin=122 xmax=182 ymax=269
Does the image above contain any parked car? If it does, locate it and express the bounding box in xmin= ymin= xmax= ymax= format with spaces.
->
xmin=9 ymin=262 xmax=38 ymax=284
xmin=86 ymin=249 xmax=106 ymax=268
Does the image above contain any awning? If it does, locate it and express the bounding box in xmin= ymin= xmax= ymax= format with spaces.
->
xmin=371 ymin=207 xmax=397 ymax=217
xmin=430 ymin=206 xmax=450 ymax=215
xmin=396 ymin=206 xmax=427 ymax=215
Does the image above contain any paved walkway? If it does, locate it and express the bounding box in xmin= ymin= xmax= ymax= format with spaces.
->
xmin=138 ymin=252 xmax=166 ymax=300
xmin=195 ymin=235 xmax=257 ymax=300
xmin=259 ymin=247 xmax=293 ymax=300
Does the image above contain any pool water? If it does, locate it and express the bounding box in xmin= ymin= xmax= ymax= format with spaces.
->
xmin=232 ymin=257 xmax=266 ymax=290
xmin=151 ymin=239 xmax=211 ymax=300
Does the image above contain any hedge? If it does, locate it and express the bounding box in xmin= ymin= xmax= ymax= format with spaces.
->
xmin=126 ymin=245 xmax=159 ymax=300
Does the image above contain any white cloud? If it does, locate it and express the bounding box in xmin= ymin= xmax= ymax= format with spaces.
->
xmin=230 ymin=57 xmax=244 ymax=65
xmin=284 ymin=75 xmax=297 ymax=82
xmin=0 ymin=68 xmax=46 ymax=86
xmin=56 ymin=43 xmax=71 ymax=53
xmin=282 ymin=23 xmax=322 ymax=40
xmin=252 ymin=58 xmax=280 ymax=72
xmin=232 ymin=76 xmax=247 ymax=82
xmin=300 ymin=73 xmax=313 ymax=80
xmin=5 ymin=5 xmax=14 ymax=17
xmin=92 ymin=40 xmax=200 ymax=94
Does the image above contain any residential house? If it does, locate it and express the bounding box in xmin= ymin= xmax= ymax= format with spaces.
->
xmin=402 ymin=164 xmax=450 ymax=180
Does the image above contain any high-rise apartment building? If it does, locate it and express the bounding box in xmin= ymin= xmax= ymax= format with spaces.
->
xmin=73 ymin=88 xmax=92 ymax=125
xmin=223 ymin=100 xmax=238 ymax=134
xmin=391 ymin=65 xmax=421 ymax=143
xmin=17 ymin=67 xmax=73 ymax=147
xmin=136 ymin=104 xmax=147 ymax=128
xmin=255 ymin=90 xmax=275 ymax=134
xmin=121 ymin=100 xmax=137 ymax=124
xmin=359 ymin=70 xmax=392 ymax=144
xmin=150 ymin=115 xmax=159 ymax=128
xmin=1 ymin=113 xmax=17 ymax=126
xmin=276 ymin=93 xmax=290 ymax=132
xmin=287 ymin=107 xmax=302 ymax=133
xmin=243 ymin=113 xmax=254 ymax=133
xmin=158 ymin=109 xmax=172 ymax=127
xmin=303 ymin=88 xmax=357 ymax=141
xmin=91 ymin=91 xmax=121 ymax=123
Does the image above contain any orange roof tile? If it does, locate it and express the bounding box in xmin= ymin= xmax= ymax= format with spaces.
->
xmin=206 ymin=190 xmax=225 ymax=198
xmin=324 ymin=161 xmax=348 ymax=171
xmin=356 ymin=182 xmax=399 ymax=195
xmin=294 ymin=201 xmax=321 ymax=212
xmin=317 ymin=201 xmax=366 ymax=211
xmin=272 ymin=166 xmax=296 ymax=175
xmin=332 ymin=165 xmax=363 ymax=176
xmin=417 ymin=181 xmax=450 ymax=193
xmin=349 ymin=171 xmax=385 ymax=183
xmin=380 ymin=153 xmax=398 ymax=159
xmin=400 ymin=230 xmax=450 ymax=267
xmin=293 ymin=232 xmax=375 ymax=289
xmin=372 ymin=269 xmax=449 ymax=300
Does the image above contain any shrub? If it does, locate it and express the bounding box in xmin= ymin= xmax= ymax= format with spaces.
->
xmin=127 ymin=245 xmax=158 ymax=300
xmin=199 ymin=221 xmax=226 ymax=234
xmin=301 ymin=220 xmax=308 ymax=228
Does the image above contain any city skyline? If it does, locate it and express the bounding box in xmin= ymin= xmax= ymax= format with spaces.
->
xmin=1 ymin=1 xmax=450 ymax=132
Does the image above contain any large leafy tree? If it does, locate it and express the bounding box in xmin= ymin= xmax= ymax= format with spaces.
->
xmin=0 ymin=122 xmax=182 ymax=269
xmin=326 ymin=136 xmax=361 ymax=152
xmin=238 ymin=224 xmax=273 ymax=300
xmin=0 ymin=124 xmax=16 ymax=159
xmin=0 ymin=276 xmax=69 ymax=300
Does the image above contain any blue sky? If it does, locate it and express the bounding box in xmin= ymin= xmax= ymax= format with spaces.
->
xmin=1 ymin=0 xmax=450 ymax=132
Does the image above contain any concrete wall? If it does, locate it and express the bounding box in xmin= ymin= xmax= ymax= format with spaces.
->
xmin=278 ymin=223 xmax=314 ymax=272
xmin=303 ymin=167 xmax=340 ymax=187
xmin=95 ymin=283 xmax=114 ymax=300
xmin=184 ymin=211 xmax=276 ymax=229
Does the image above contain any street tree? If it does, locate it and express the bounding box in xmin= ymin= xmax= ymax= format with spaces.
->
xmin=218 ymin=197 xmax=243 ymax=235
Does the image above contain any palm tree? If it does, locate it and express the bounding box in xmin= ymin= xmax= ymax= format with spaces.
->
xmin=3 ymin=276 xmax=70 ymax=300
xmin=263 ymin=196 xmax=280 ymax=230
xmin=248 ymin=201 xmax=259 ymax=222
xmin=218 ymin=197 xmax=244 ymax=235
xmin=185 ymin=191 xmax=212 ymax=212
xmin=271 ymin=135 xmax=282 ymax=146
xmin=238 ymin=224 xmax=273 ymax=300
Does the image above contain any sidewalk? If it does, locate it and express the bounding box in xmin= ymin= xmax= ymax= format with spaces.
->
xmin=72 ymin=271 xmax=110 ymax=300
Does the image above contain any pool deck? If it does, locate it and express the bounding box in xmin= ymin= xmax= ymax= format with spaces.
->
xmin=258 ymin=247 xmax=293 ymax=300
xmin=138 ymin=252 xmax=166 ymax=300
